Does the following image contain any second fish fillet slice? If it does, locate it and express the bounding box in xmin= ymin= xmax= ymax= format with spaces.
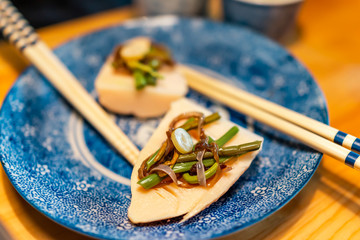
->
xmin=128 ymin=98 xmax=263 ymax=223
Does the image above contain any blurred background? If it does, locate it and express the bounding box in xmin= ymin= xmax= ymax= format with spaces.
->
xmin=11 ymin=0 xmax=132 ymax=28
xmin=9 ymin=0 xmax=302 ymax=42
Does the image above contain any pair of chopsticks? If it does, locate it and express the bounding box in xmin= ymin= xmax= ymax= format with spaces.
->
xmin=0 ymin=0 xmax=139 ymax=165
xmin=1 ymin=0 xmax=359 ymax=170
xmin=179 ymin=65 xmax=360 ymax=170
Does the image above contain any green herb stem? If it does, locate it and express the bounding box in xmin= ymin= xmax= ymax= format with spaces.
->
xmin=180 ymin=112 xmax=221 ymax=131
xmin=133 ymin=70 xmax=147 ymax=90
xmin=127 ymin=61 xmax=162 ymax=78
xmin=182 ymin=162 xmax=219 ymax=184
xmin=176 ymin=140 xmax=262 ymax=163
xmin=215 ymin=126 xmax=239 ymax=147
xmin=145 ymin=150 xmax=160 ymax=170
xmin=145 ymin=74 xmax=156 ymax=85
xmin=138 ymin=140 xmax=261 ymax=189
xmin=137 ymin=157 xmax=232 ymax=189
xmin=172 ymin=157 xmax=229 ymax=173
xmin=145 ymin=113 xmax=220 ymax=169
xmin=137 ymin=173 xmax=163 ymax=190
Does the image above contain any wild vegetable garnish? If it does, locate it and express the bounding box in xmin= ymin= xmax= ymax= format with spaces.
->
xmin=112 ymin=37 xmax=174 ymax=90
xmin=137 ymin=112 xmax=262 ymax=189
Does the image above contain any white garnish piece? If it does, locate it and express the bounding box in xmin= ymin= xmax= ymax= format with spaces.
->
xmin=120 ymin=37 xmax=151 ymax=61
xmin=171 ymin=128 xmax=193 ymax=154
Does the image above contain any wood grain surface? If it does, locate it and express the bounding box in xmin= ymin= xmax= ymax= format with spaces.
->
xmin=1 ymin=1 xmax=360 ymax=239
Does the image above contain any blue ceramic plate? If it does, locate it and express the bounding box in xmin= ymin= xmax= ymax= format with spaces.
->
xmin=0 ymin=16 xmax=328 ymax=239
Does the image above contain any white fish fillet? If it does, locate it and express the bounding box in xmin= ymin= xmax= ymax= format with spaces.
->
xmin=95 ymin=57 xmax=188 ymax=118
xmin=128 ymin=98 xmax=263 ymax=223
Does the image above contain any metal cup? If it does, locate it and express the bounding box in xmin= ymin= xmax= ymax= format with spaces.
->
xmin=135 ymin=0 xmax=208 ymax=16
xmin=223 ymin=0 xmax=303 ymax=41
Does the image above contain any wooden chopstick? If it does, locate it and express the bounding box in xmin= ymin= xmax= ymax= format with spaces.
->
xmin=179 ymin=65 xmax=360 ymax=170
xmin=0 ymin=0 xmax=139 ymax=166
xmin=180 ymin=65 xmax=360 ymax=153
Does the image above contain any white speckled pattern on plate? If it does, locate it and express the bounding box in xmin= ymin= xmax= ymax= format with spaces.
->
xmin=0 ymin=16 xmax=328 ymax=240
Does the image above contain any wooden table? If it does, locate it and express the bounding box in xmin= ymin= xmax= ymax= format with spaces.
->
xmin=1 ymin=1 xmax=360 ymax=239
